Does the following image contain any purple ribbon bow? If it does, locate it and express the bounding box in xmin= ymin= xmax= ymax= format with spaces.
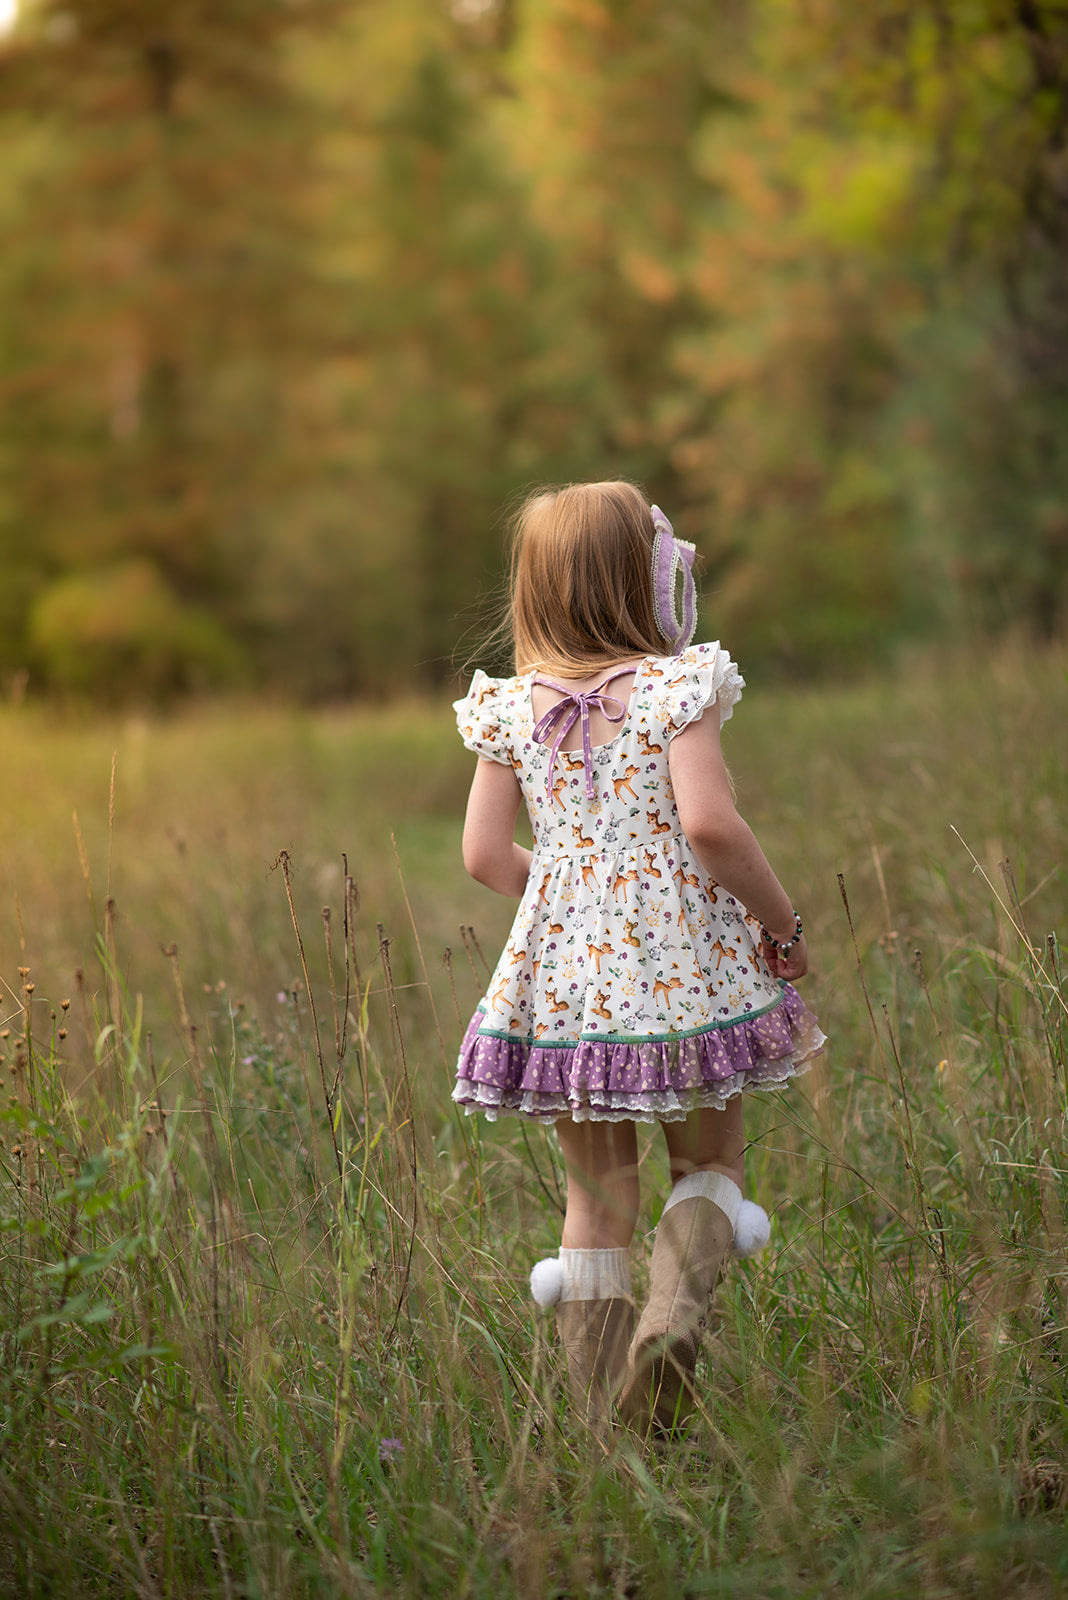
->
xmin=532 ymin=678 xmax=629 ymax=801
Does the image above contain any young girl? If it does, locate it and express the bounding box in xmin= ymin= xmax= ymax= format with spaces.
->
xmin=453 ymin=481 xmax=824 ymax=1433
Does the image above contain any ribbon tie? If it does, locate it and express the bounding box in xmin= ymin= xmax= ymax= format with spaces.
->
xmin=532 ymin=673 xmax=632 ymax=801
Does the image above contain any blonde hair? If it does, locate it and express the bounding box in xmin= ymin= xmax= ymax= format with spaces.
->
xmin=509 ymin=481 xmax=673 ymax=677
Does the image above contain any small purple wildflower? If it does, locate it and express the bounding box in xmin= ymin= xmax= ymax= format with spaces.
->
xmin=378 ymin=1438 xmax=404 ymax=1466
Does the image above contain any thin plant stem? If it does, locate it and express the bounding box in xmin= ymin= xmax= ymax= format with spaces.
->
xmin=273 ymin=849 xmax=343 ymax=1186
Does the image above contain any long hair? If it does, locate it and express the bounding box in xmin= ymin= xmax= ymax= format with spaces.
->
xmin=509 ymin=481 xmax=673 ymax=676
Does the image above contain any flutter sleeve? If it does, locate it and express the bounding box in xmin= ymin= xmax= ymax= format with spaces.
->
xmin=453 ymin=671 xmax=513 ymax=765
xmin=649 ymin=641 xmax=745 ymax=738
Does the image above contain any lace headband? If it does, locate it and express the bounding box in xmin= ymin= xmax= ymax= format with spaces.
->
xmin=650 ymin=505 xmax=696 ymax=654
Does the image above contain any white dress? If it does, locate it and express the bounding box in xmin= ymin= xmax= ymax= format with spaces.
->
xmin=453 ymin=642 xmax=824 ymax=1122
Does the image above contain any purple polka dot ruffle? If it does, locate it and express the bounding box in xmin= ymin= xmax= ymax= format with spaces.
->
xmin=453 ymin=982 xmax=825 ymax=1124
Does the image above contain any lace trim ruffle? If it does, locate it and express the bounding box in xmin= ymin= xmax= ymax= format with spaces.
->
xmin=453 ymin=984 xmax=825 ymax=1124
xmin=454 ymin=1059 xmax=813 ymax=1124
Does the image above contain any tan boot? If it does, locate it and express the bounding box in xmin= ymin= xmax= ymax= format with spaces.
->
xmin=619 ymin=1171 xmax=741 ymax=1433
xmin=531 ymin=1246 xmax=633 ymax=1430
xmin=556 ymin=1296 xmax=635 ymax=1427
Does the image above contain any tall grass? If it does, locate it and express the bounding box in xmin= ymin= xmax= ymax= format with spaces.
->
xmin=0 ymin=644 xmax=1066 ymax=1598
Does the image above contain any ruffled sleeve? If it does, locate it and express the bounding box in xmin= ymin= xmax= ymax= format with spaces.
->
xmin=453 ymin=671 xmax=513 ymax=765
xmin=646 ymin=641 xmax=744 ymax=738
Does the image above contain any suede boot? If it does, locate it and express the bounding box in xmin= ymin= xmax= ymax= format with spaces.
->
xmin=531 ymin=1246 xmax=634 ymax=1429
xmin=619 ymin=1171 xmax=741 ymax=1433
xmin=556 ymin=1296 xmax=634 ymax=1426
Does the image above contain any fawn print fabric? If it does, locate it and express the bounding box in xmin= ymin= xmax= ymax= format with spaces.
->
xmin=453 ymin=642 xmax=825 ymax=1123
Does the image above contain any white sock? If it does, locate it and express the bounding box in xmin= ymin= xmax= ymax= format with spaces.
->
xmin=530 ymin=1246 xmax=632 ymax=1306
xmin=662 ymin=1170 xmax=742 ymax=1230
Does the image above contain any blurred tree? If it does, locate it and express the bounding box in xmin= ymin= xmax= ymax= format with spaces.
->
xmin=1 ymin=0 xmax=1065 ymax=703
xmin=761 ymin=0 xmax=1068 ymax=644
xmin=0 ymin=0 xmax=617 ymax=698
xmin=291 ymin=0 xmax=606 ymax=690
xmin=0 ymin=0 xmax=335 ymax=695
xmin=662 ymin=11 xmax=918 ymax=674
xmin=506 ymin=0 xmax=721 ymax=529
xmin=867 ymin=0 xmax=1068 ymax=640
xmin=660 ymin=0 xmax=1068 ymax=668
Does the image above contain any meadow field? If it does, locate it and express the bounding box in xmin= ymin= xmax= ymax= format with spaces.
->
xmin=0 ymin=644 xmax=1066 ymax=1599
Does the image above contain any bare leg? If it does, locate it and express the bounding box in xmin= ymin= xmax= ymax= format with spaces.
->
xmin=555 ymin=1117 xmax=640 ymax=1250
xmin=549 ymin=1118 xmax=639 ymax=1425
xmin=661 ymin=1100 xmax=745 ymax=1191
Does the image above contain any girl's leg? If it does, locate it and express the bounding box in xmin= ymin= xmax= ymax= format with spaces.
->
xmin=555 ymin=1116 xmax=640 ymax=1249
xmin=546 ymin=1117 xmax=640 ymax=1427
xmin=661 ymin=1100 xmax=744 ymax=1191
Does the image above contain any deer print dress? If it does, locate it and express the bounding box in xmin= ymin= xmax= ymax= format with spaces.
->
xmin=453 ymin=642 xmax=825 ymax=1123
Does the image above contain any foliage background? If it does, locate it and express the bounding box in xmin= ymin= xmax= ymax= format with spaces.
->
xmin=1 ymin=0 xmax=1066 ymax=700
xmin=1 ymin=7 xmax=1067 ymax=1591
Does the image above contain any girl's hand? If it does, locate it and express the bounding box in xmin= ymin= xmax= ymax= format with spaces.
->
xmin=760 ymin=932 xmax=808 ymax=982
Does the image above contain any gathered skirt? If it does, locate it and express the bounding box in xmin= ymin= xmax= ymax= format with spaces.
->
xmin=453 ymin=979 xmax=824 ymax=1124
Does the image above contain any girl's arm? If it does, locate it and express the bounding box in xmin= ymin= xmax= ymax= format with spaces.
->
xmin=668 ymin=706 xmax=808 ymax=980
xmin=462 ymin=757 xmax=532 ymax=898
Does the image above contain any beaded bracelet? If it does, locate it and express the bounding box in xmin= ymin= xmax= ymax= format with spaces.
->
xmin=761 ymin=911 xmax=803 ymax=955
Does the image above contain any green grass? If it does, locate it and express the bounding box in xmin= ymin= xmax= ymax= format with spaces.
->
xmin=1 ymin=643 xmax=1066 ymax=1598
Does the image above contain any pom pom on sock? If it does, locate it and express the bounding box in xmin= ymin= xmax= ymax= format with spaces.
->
xmin=530 ymin=1257 xmax=565 ymax=1306
xmin=733 ymin=1200 xmax=771 ymax=1258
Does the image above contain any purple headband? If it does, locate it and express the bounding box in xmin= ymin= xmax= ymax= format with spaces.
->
xmin=650 ymin=505 xmax=696 ymax=653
